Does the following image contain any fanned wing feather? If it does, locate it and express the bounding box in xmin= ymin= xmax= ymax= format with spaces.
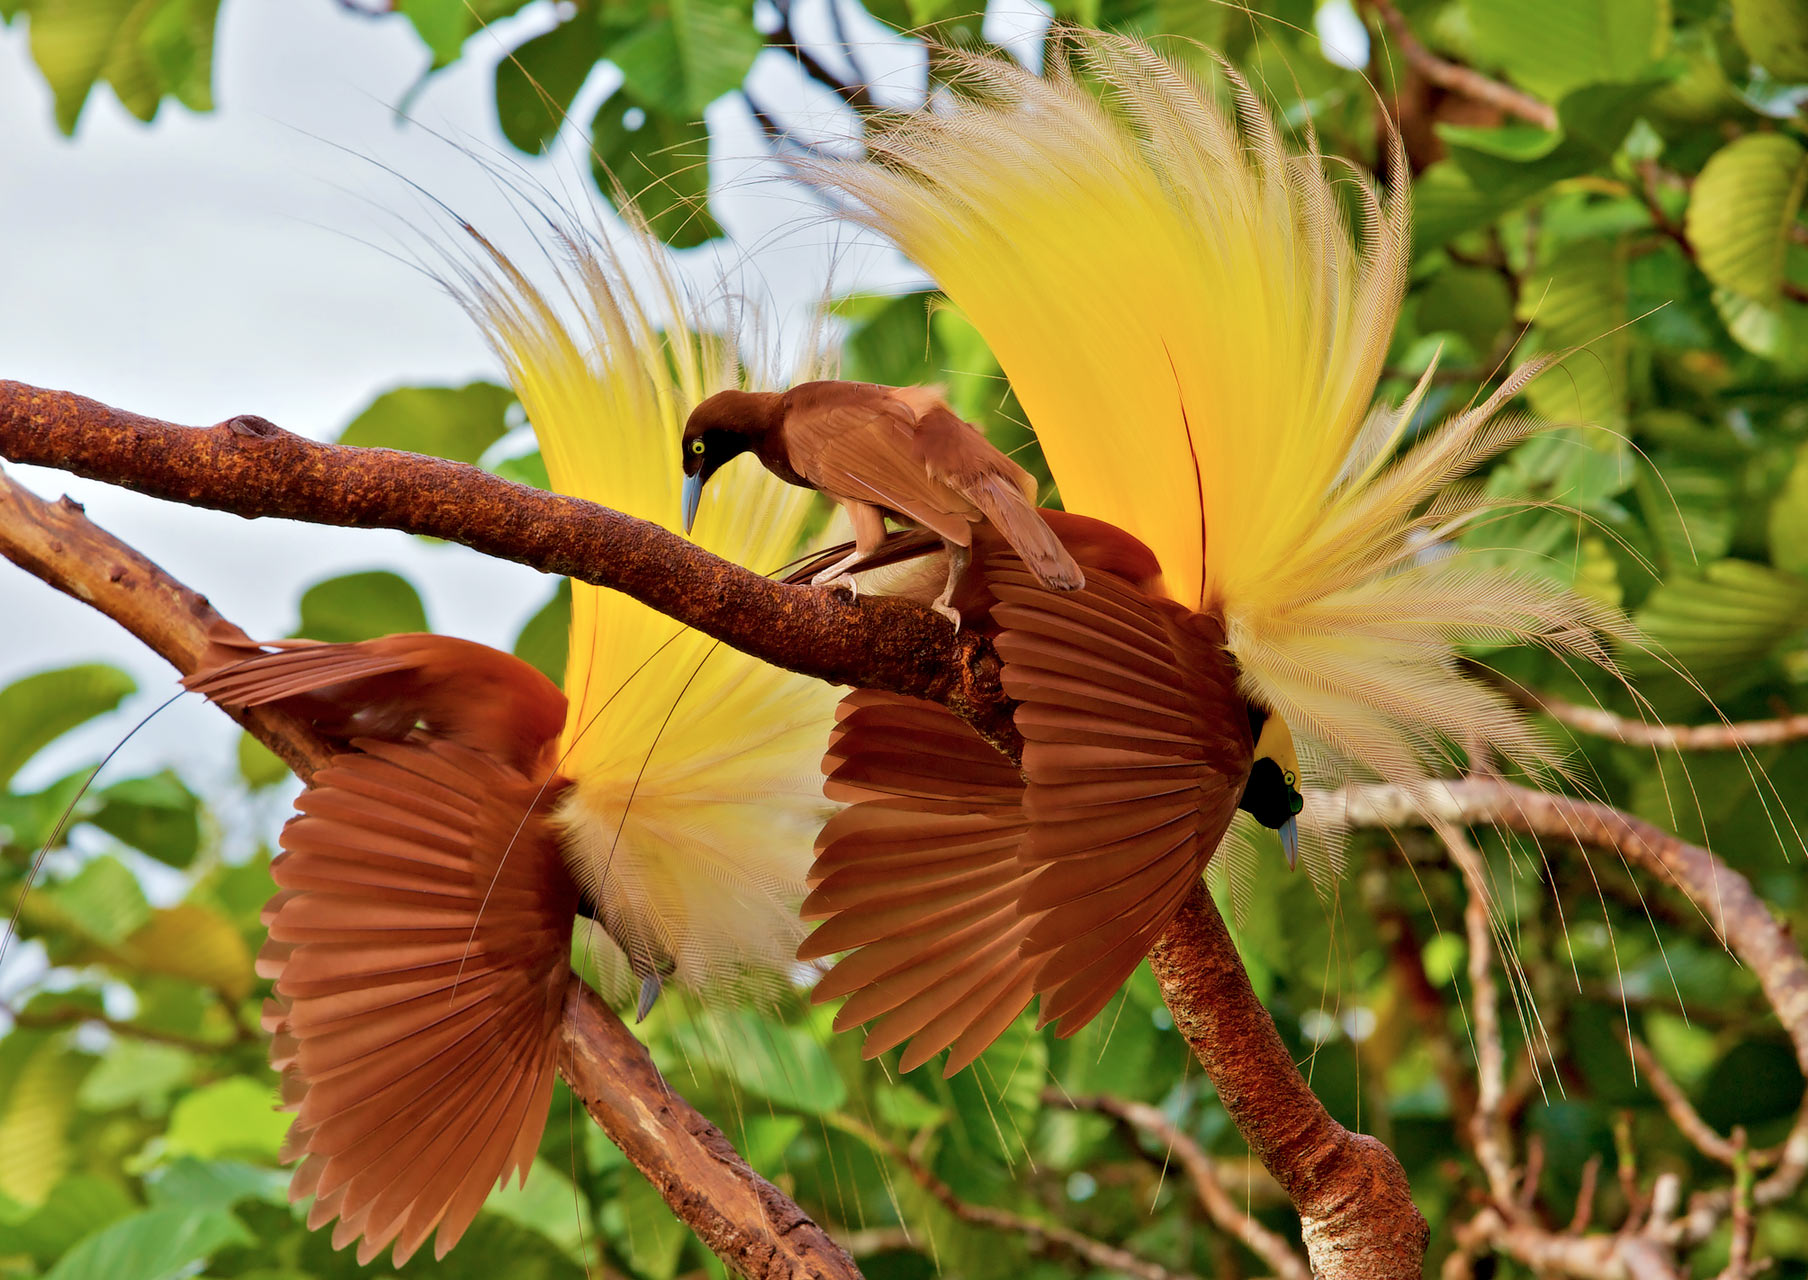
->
xmin=264 ymin=738 xmax=577 ymax=1266
xmin=802 ymin=690 xmax=1041 ymax=1075
xmin=989 ymin=564 xmax=1249 ymax=1036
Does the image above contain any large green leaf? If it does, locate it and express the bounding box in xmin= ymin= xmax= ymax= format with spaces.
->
xmin=1518 ymin=239 xmax=1632 ymax=431
xmin=45 ymin=854 xmax=151 ymax=946
xmin=1771 ymin=442 xmax=1808 ymax=577
xmin=1732 ymin=0 xmax=1808 ymax=80
xmin=1466 ymin=0 xmax=1670 ymax=103
xmin=610 ymin=1176 xmax=690 ymax=1280
xmin=294 ymin=570 xmax=429 ymax=643
xmin=609 ymin=0 xmax=761 ymax=117
xmin=113 ymin=902 xmax=256 ymax=999
xmin=1632 ymin=559 xmax=1808 ymax=682
xmin=0 ymin=1174 xmax=132 ymax=1265
xmin=0 ymin=1035 xmax=84 ymax=1208
xmin=668 ymin=1009 xmax=847 ymax=1114
xmin=0 ymin=663 xmax=135 ymax=789
xmin=337 ymin=381 xmax=514 ymax=465
xmin=1687 ymin=134 xmax=1808 ymax=305
xmin=495 ymin=13 xmax=603 ymax=154
xmin=513 ymin=580 xmax=570 ymax=685
xmin=592 ymin=95 xmax=720 ymax=247
xmin=89 ymin=770 xmax=199 ymax=868
xmin=165 ymin=1078 xmax=292 ymax=1162
xmin=25 ymin=0 xmax=218 ymax=131
xmin=78 ymin=1040 xmax=196 ymax=1116
xmin=42 ymin=1205 xmax=251 ymax=1280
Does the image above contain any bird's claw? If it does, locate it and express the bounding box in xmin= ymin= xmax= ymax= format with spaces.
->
xmin=818 ymin=573 xmax=859 ymax=603
xmin=932 ymin=602 xmax=962 ymax=631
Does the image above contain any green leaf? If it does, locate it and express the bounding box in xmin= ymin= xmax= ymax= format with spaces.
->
xmin=514 ymin=580 xmax=570 ymax=685
xmin=235 ymin=731 xmax=289 ymax=789
xmin=89 ymin=769 xmax=199 ymax=867
xmin=1417 ymin=265 xmax=1514 ymax=354
xmin=496 ymin=14 xmax=602 ymax=154
xmin=0 ymin=663 xmax=135 ymax=788
xmin=46 ymin=854 xmax=151 ymax=945
xmin=1687 ymin=134 xmax=1808 ymax=305
xmin=1632 ymin=559 xmax=1808 ymax=682
xmin=610 ymin=0 xmax=761 ymax=117
xmin=0 ymin=1174 xmax=132 ymax=1265
xmin=1771 ymin=442 xmax=1808 ymax=577
xmin=337 ymin=381 xmax=514 ymax=464
xmin=1466 ymin=0 xmax=1670 ymax=103
xmin=23 ymin=0 xmax=218 ymax=131
xmin=1518 ymin=239 xmax=1631 ymax=431
xmin=138 ymin=0 xmax=219 ymax=113
xmin=668 ymin=1009 xmax=847 ymax=1114
xmin=1733 ymin=0 xmax=1808 ymax=81
xmin=611 ymin=1176 xmax=690 ymax=1280
xmin=480 ymin=1160 xmax=586 ymax=1261
xmin=294 ymin=570 xmax=429 ymax=643
xmin=78 ymin=1039 xmax=196 ymax=1115
xmin=165 ymin=1078 xmax=291 ymax=1162
xmin=113 ymin=902 xmax=256 ymax=999
xmin=399 ymin=0 xmax=472 ymax=66
xmin=144 ymin=1158 xmax=290 ymax=1211
xmin=592 ymin=96 xmax=720 ymax=247
xmin=42 ymin=1205 xmax=251 ymax=1280
xmin=0 ymin=1036 xmax=84 ymax=1208
xmin=27 ymin=0 xmax=139 ymax=132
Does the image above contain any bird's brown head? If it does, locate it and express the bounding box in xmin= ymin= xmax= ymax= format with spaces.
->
xmin=680 ymin=390 xmax=777 ymax=532
xmin=1239 ymin=709 xmax=1304 ymax=868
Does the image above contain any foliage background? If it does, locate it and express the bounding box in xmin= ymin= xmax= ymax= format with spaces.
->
xmin=3 ymin=0 xmax=1808 ymax=1277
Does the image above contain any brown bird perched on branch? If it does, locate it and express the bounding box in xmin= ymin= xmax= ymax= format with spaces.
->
xmin=680 ymin=379 xmax=1084 ymax=626
xmin=791 ymin=514 xmax=1303 ymax=1073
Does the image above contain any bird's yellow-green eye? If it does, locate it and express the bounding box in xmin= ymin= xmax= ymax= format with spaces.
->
xmin=690 ymin=439 xmax=706 ymax=454
xmin=1282 ymin=770 xmax=1297 ymax=789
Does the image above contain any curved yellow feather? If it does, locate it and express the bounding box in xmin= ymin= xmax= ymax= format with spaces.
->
xmin=806 ymin=30 xmax=1633 ymax=806
xmin=448 ymin=215 xmax=840 ymax=998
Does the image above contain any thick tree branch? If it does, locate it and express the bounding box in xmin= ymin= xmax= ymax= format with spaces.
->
xmin=0 ymin=463 xmax=860 ymax=1280
xmin=1147 ymin=885 xmax=1430 ymax=1279
xmin=0 ymin=382 xmax=1019 ymax=756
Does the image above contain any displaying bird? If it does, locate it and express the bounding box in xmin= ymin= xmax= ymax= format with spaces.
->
xmin=681 ymin=379 xmax=1084 ymax=626
xmin=794 ymin=516 xmax=1305 ymax=1073
xmin=785 ymin=32 xmax=1631 ymax=1069
xmin=183 ymin=210 xmax=842 ymax=1265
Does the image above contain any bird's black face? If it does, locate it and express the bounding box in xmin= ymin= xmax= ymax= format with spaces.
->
xmin=1239 ymin=757 xmax=1303 ymax=830
xmin=679 ymin=428 xmax=748 ymax=531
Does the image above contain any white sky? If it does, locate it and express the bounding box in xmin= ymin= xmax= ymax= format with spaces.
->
xmin=0 ymin=0 xmax=944 ymax=795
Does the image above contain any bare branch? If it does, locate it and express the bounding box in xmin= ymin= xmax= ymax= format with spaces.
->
xmin=1628 ymin=1035 xmax=1784 ymax=1170
xmin=1362 ymin=0 xmax=1558 ymax=130
xmin=1520 ymin=688 xmax=1808 ymax=750
xmin=1057 ymin=1093 xmax=1311 ymax=1280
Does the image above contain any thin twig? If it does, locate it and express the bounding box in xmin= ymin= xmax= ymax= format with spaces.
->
xmin=1363 ymin=0 xmax=1557 ymax=130
xmin=1628 ymin=1035 xmax=1783 ymax=1170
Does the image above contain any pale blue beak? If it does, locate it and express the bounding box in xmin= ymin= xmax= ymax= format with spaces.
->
xmin=681 ymin=472 xmax=704 ymax=533
xmin=1279 ymin=816 xmax=1299 ymax=871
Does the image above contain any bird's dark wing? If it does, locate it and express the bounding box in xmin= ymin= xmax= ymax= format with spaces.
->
xmin=780 ymin=384 xmax=979 ymax=545
xmin=800 ymin=690 xmax=1040 ymax=1075
xmin=264 ymin=738 xmax=577 ymax=1266
xmin=990 ymin=565 xmax=1250 ymax=1037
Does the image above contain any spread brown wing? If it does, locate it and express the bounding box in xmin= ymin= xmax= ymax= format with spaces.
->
xmin=186 ymin=633 xmax=566 ymax=776
xmin=800 ymin=690 xmax=1040 ymax=1074
xmin=264 ymin=738 xmax=578 ymax=1265
xmin=989 ymin=564 xmax=1250 ymax=1039
xmin=780 ymin=384 xmax=979 ymax=545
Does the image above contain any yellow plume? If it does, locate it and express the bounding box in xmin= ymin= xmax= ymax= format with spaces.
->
xmin=806 ymin=31 xmax=1633 ymax=810
xmin=447 ymin=212 xmax=841 ymax=1000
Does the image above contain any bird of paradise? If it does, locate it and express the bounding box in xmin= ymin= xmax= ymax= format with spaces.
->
xmin=188 ymin=208 xmax=840 ymax=1264
xmin=785 ymin=30 xmax=1634 ymax=1071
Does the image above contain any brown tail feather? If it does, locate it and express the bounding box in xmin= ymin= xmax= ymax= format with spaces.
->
xmin=185 ymin=633 xmax=566 ymax=776
xmin=963 ymin=474 xmax=1084 ymax=592
xmin=264 ymin=738 xmax=577 ymax=1266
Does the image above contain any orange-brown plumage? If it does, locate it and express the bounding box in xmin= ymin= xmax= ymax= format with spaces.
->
xmin=682 ymin=380 xmax=1084 ymax=624
xmin=186 ymin=633 xmax=578 ymax=1265
xmin=798 ymin=515 xmax=1293 ymax=1073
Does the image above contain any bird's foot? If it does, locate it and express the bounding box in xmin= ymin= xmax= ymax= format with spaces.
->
xmin=819 ymin=573 xmax=859 ymax=603
xmin=932 ymin=601 xmax=962 ymax=630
